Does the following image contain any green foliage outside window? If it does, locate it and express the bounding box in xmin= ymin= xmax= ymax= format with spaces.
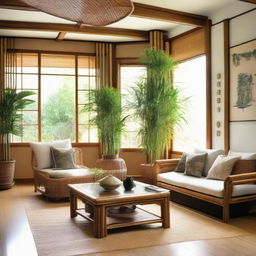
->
xmin=41 ymin=79 xmax=75 ymax=141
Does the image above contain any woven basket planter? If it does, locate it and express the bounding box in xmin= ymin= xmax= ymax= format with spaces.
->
xmin=0 ymin=160 xmax=15 ymax=190
xmin=95 ymin=155 xmax=127 ymax=181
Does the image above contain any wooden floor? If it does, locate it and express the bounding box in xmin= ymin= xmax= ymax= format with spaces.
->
xmin=0 ymin=181 xmax=256 ymax=256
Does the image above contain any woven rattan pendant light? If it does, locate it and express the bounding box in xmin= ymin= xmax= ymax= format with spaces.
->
xmin=20 ymin=0 xmax=134 ymax=26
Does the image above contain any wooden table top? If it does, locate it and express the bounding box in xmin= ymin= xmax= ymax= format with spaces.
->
xmin=68 ymin=181 xmax=169 ymax=203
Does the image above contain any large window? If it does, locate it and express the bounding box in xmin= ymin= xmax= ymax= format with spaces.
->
xmin=173 ymin=55 xmax=206 ymax=152
xmin=13 ymin=52 xmax=97 ymax=143
xmin=120 ymin=65 xmax=146 ymax=148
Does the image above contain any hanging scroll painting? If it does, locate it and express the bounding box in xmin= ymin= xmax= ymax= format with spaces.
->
xmin=230 ymin=39 xmax=256 ymax=121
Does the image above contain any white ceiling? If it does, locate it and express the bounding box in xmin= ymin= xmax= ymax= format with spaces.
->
xmin=106 ymin=17 xmax=178 ymax=30
xmin=0 ymin=29 xmax=58 ymax=39
xmin=0 ymin=7 xmax=182 ymax=41
xmin=0 ymin=8 xmax=75 ymax=24
xmin=0 ymin=0 xmax=252 ymax=42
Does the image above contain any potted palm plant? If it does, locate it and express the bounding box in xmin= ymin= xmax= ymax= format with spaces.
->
xmin=83 ymin=87 xmax=127 ymax=179
xmin=132 ymin=49 xmax=188 ymax=183
xmin=0 ymin=88 xmax=35 ymax=189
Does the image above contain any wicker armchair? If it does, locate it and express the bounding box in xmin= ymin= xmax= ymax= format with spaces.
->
xmin=32 ymin=148 xmax=95 ymax=198
xmin=32 ymin=147 xmax=127 ymax=198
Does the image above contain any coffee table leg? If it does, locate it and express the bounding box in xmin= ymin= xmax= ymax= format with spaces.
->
xmin=93 ymin=205 xmax=106 ymax=238
xmin=70 ymin=192 xmax=77 ymax=218
xmin=161 ymin=196 xmax=170 ymax=228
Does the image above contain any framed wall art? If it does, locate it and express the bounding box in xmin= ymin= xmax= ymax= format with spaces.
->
xmin=230 ymin=39 xmax=256 ymax=121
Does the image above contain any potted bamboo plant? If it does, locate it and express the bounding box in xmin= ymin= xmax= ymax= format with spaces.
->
xmin=83 ymin=87 xmax=127 ymax=179
xmin=0 ymin=88 xmax=35 ymax=189
xmin=132 ymin=49 xmax=188 ymax=183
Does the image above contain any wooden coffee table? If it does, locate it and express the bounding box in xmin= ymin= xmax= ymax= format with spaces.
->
xmin=68 ymin=181 xmax=170 ymax=238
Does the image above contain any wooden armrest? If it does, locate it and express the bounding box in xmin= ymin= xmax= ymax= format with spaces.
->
xmin=153 ymin=158 xmax=180 ymax=174
xmin=225 ymin=172 xmax=256 ymax=185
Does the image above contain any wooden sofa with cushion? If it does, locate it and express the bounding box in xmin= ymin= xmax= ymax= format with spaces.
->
xmin=153 ymin=158 xmax=256 ymax=222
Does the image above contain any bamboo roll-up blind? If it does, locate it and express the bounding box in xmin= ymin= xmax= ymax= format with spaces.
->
xmin=0 ymin=37 xmax=17 ymax=94
xmin=96 ymin=42 xmax=113 ymax=88
xmin=171 ymin=28 xmax=205 ymax=62
xmin=0 ymin=38 xmax=17 ymax=160
xmin=150 ymin=30 xmax=166 ymax=50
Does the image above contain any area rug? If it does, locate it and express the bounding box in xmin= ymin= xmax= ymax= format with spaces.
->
xmin=26 ymin=203 xmax=249 ymax=256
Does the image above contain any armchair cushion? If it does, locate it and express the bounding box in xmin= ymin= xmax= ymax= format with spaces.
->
xmin=30 ymin=139 xmax=72 ymax=169
xmin=39 ymin=168 xmax=92 ymax=179
xmin=51 ymin=147 xmax=77 ymax=169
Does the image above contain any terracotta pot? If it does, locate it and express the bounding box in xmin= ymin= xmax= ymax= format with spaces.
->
xmin=102 ymin=154 xmax=118 ymax=159
xmin=95 ymin=156 xmax=127 ymax=181
xmin=140 ymin=163 xmax=154 ymax=184
xmin=0 ymin=160 xmax=15 ymax=190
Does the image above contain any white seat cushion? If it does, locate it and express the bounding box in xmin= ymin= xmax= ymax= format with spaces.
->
xmin=157 ymin=172 xmax=256 ymax=198
xmin=39 ymin=168 xmax=92 ymax=179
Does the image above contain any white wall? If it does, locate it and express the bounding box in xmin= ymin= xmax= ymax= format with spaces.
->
xmin=210 ymin=2 xmax=256 ymax=152
xmin=211 ymin=23 xmax=225 ymax=149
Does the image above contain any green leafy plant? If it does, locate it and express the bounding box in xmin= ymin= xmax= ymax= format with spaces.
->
xmin=132 ymin=48 xmax=188 ymax=164
xmin=0 ymin=88 xmax=35 ymax=161
xmin=89 ymin=168 xmax=105 ymax=180
xmin=83 ymin=87 xmax=127 ymax=156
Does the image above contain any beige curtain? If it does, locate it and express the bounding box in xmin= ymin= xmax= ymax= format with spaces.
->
xmin=0 ymin=38 xmax=17 ymax=160
xmin=95 ymin=42 xmax=113 ymax=88
xmin=149 ymin=30 xmax=166 ymax=50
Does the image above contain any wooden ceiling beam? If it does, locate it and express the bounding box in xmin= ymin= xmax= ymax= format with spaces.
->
xmin=56 ymin=31 xmax=67 ymax=41
xmin=0 ymin=20 xmax=149 ymax=39
xmin=0 ymin=1 xmax=208 ymax=27
xmin=131 ymin=3 xmax=208 ymax=27
xmin=0 ymin=0 xmax=36 ymax=11
xmin=239 ymin=0 xmax=256 ymax=3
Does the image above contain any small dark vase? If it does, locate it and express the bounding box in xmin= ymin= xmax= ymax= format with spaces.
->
xmin=123 ymin=177 xmax=136 ymax=191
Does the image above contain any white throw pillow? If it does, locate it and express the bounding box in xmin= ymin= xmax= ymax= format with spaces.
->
xmin=207 ymin=155 xmax=240 ymax=180
xmin=194 ymin=148 xmax=224 ymax=176
xmin=228 ymin=150 xmax=256 ymax=160
xmin=30 ymin=139 xmax=72 ymax=169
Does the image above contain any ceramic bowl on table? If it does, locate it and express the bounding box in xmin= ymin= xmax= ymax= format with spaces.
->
xmin=99 ymin=174 xmax=122 ymax=191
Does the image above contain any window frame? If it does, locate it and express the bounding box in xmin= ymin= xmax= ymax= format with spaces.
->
xmin=116 ymin=58 xmax=146 ymax=152
xmin=171 ymin=54 xmax=207 ymax=155
xmin=10 ymin=49 xmax=99 ymax=146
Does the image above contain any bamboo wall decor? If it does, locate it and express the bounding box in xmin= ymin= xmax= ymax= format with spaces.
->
xmin=96 ymin=42 xmax=113 ymax=88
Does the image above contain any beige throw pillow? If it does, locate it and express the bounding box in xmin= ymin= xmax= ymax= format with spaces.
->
xmin=30 ymin=139 xmax=72 ymax=169
xmin=207 ymin=155 xmax=240 ymax=180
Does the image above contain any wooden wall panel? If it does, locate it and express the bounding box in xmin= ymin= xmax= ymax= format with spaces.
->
xmin=171 ymin=28 xmax=205 ymax=61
